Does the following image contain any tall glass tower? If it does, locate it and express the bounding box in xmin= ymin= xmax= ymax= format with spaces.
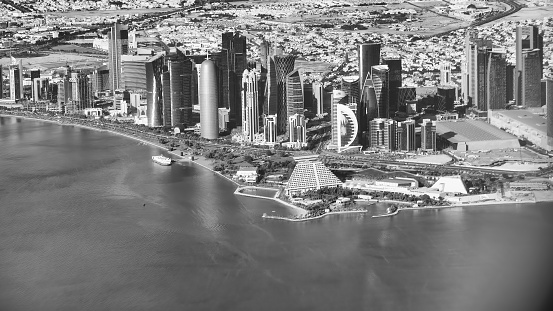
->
xmin=108 ymin=23 xmax=129 ymax=93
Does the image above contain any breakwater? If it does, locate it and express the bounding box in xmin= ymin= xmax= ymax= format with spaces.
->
xmin=262 ymin=209 xmax=368 ymax=222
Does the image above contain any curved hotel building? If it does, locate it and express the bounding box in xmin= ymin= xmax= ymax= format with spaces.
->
xmin=199 ymin=59 xmax=219 ymax=139
xmin=330 ymin=90 xmax=359 ymax=152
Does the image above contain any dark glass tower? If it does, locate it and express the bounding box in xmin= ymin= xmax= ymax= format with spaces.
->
xmin=521 ymin=49 xmax=542 ymax=107
xmin=487 ymin=50 xmax=507 ymax=110
xmin=273 ymin=55 xmax=295 ymax=134
xmin=371 ymin=65 xmax=389 ymax=119
xmin=108 ymin=23 xmax=129 ymax=92
xmin=285 ymin=69 xmax=304 ymax=125
xmin=516 ymin=25 xmax=543 ymax=105
xmin=219 ymin=32 xmax=247 ymax=128
xmin=358 ymin=42 xmax=381 ymax=142
xmin=383 ymin=58 xmax=402 ymax=116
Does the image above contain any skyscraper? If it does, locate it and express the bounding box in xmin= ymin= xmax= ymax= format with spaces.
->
xmin=368 ymin=118 xmax=396 ymax=151
xmin=219 ymin=32 xmax=247 ymax=127
xmin=330 ymin=90 xmax=358 ymax=152
xmin=162 ymin=50 xmax=195 ymax=128
xmin=397 ymin=87 xmax=416 ymax=112
xmin=516 ymin=25 xmax=543 ymax=106
xmin=440 ymin=61 xmax=452 ymax=85
xmin=341 ymin=76 xmax=359 ymax=104
xmin=199 ymin=59 xmax=219 ymax=139
xmin=264 ymin=115 xmax=277 ymax=143
xmin=544 ymin=79 xmax=553 ymax=144
xmin=520 ymin=49 xmax=542 ymax=107
xmin=108 ymin=23 xmax=129 ymax=92
xmin=273 ymin=54 xmax=295 ymax=134
xmin=464 ymin=33 xmax=492 ymax=109
xmin=506 ymin=64 xmax=515 ymax=102
xmin=91 ymin=65 xmax=110 ymax=95
xmin=420 ymin=119 xmax=437 ymax=151
xmin=358 ymin=43 xmax=381 ymax=140
xmin=487 ymin=50 xmax=507 ymax=110
xmin=384 ymin=58 xmax=401 ymax=116
xmin=285 ymin=69 xmax=304 ymax=128
xmin=396 ymin=119 xmax=416 ymax=151
xmin=241 ymin=69 xmax=260 ymax=142
xmin=371 ymin=65 xmax=390 ymax=119
xmin=145 ymin=54 xmax=165 ymax=127
xmin=437 ymin=86 xmax=456 ymax=111
xmin=9 ymin=57 xmax=23 ymax=100
xmin=288 ymin=114 xmax=306 ymax=146
xmin=312 ymin=81 xmax=324 ymax=115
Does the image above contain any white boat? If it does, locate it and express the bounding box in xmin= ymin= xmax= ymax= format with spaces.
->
xmin=152 ymin=155 xmax=172 ymax=166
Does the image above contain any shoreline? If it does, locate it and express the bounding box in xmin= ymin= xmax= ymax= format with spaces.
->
xmin=234 ymin=186 xmax=307 ymax=213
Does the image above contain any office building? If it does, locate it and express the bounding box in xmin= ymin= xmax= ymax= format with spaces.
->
xmin=108 ymin=23 xmax=129 ymax=92
xmin=437 ymin=86 xmax=456 ymax=111
xmin=273 ymin=54 xmax=295 ymax=134
xmin=285 ymin=69 xmax=304 ymax=127
xmin=440 ymin=61 xmax=452 ymax=85
xmin=341 ymin=76 xmax=359 ymax=104
xmin=9 ymin=57 xmax=23 ymax=100
xmin=544 ymin=79 xmax=553 ymax=144
xmin=91 ymin=65 xmax=110 ymax=94
xmin=163 ymin=50 xmax=195 ymax=128
xmin=368 ymin=118 xmax=396 ymax=151
xmin=218 ymin=107 xmax=230 ymax=132
xmin=371 ymin=65 xmax=390 ymax=119
xmin=146 ymin=54 xmax=165 ymax=127
xmin=506 ymin=64 xmax=515 ymax=102
xmin=312 ymin=81 xmax=324 ymax=115
xmin=420 ymin=119 xmax=437 ymax=151
xmin=520 ymin=49 xmax=542 ymax=107
xmin=396 ymin=119 xmax=416 ymax=151
xmin=358 ymin=43 xmax=381 ymax=139
xmin=0 ymin=65 xmax=2 ymax=99
xmin=219 ymin=32 xmax=247 ymax=127
xmin=464 ymin=32 xmax=492 ymax=109
xmin=288 ymin=113 xmax=307 ymax=146
xmin=241 ymin=69 xmax=260 ymax=142
xmin=199 ymin=59 xmax=219 ymax=139
xmin=264 ymin=114 xmax=277 ymax=143
xmin=285 ymin=156 xmax=342 ymax=195
xmin=397 ymin=87 xmax=416 ymax=112
xmin=32 ymin=78 xmax=49 ymax=102
xmin=487 ymin=50 xmax=507 ymax=110
xmin=330 ymin=90 xmax=359 ymax=152
xmin=515 ymin=25 xmax=543 ymax=106
xmin=384 ymin=58 xmax=401 ymax=116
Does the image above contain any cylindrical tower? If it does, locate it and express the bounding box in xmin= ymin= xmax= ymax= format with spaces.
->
xmin=200 ymin=59 xmax=219 ymax=139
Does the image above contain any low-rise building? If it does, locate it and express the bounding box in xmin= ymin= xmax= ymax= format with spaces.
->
xmin=235 ymin=166 xmax=258 ymax=183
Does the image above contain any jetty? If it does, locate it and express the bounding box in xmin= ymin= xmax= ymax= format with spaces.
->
xmin=371 ymin=209 xmax=400 ymax=218
xmin=262 ymin=209 xmax=367 ymax=222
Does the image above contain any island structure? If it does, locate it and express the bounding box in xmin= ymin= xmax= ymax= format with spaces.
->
xmin=1 ymin=1 xmax=553 ymax=221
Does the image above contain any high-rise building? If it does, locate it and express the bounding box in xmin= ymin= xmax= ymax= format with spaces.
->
xmin=162 ymin=50 xmax=195 ymax=128
xmin=312 ymin=81 xmax=324 ymax=115
xmin=440 ymin=61 xmax=452 ymax=85
xmin=330 ymin=90 xmax=359 ymax=153
xmin=397 ymin=87 xmax=416 ymax=112
xmin=0 ymin=65 xmax=3 ymax=99
xmin=506 ymin=64 xmax=515 ymax=102
xmin=341 ymin=76 xmax=359 ymax=104
xmin=368 ymin=118 xmax=396 ymax=151
xmin=32 ymin=78 xmax=49 ymax=102
xmin=285 ymin=69 xmax=304 ymax=127
xmin=420 ymin=119 xmax=437 ymax=151
xmin=371 ymin=65 xmax=390 ymax=119
xmin=219 ymin=32 xmax=247 ymax=127
xmin=273 ymin=54 xmax=295 ymax=134
xmin=302 ymin=81 xmax=313 ymax=114
xmin=544 ymin=79 xmax=553 ymax=143
xmin=516 ymin=25 xmax=543 ymax=106
xmin=464 ymin=33 xmax=492 ymax=109
xmin=241 ymin=69 xmax=260 ymax=142
xmin=108 ymin=23 xmax=129 ymax=92
xmin=264 ymin=115 xmax=277 ymax=143
xmin=91 ymin=65 xmax=110 ymax=95
xmin=520 ymin=49 xmax=542 ymax=107
xmin=285 ymin=157 xmax=342 ymax=196
xmin=384 ymin=58 xmax=401 ymax=116
xmin=437 ymin=86 xmax=456 ymax=111
xmin=9 ymin=57 xmax=23 ymax=100
xmin=396 ymin=119 xmax=416 ymax=151
xmin=358 ymin=43 xmax=381 ymax=140
xmin=487 ymin=50 xmax=507 ymax=110
xmin=199 ymin=59 xmax=219 ymax=139
xmin=145 ymin=54 xmax=165 ymax=127
xmin=288 ymin=114 xmax=306 ymax=145
xmin=63 ymin=70 xmax=93 ymax=114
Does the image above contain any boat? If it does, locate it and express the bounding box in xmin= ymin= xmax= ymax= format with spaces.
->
xmin=152 ymin=155 xmax=172 ymax=166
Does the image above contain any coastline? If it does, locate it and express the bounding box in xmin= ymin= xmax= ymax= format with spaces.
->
xmin=235 ymin=186 xmax=307 ymax=213
xmin=262 ymin=209 xmax=368 ymax=222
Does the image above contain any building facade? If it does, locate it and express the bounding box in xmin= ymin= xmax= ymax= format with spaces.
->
xmin=241 ymin=69 xmax=260 ymax=142
xmin=108 ymin=23 xmax=129 ymax=92
xmin=199 ymin=59 xmax=219 ymax=139
xmin=420 ymin=119 xmax=437 ymax=151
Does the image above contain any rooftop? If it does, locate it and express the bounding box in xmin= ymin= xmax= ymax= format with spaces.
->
xmin=436 ymin=119 xmax=518 ymax=143
xmin=491 ymin=109 xmax=548 ymax=132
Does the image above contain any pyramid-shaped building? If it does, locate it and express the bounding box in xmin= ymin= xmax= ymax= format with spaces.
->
xmin=285 ymin=155 xmax=342 ymax=195
xmin=430 ymin=175 xmax=468 ymax=194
